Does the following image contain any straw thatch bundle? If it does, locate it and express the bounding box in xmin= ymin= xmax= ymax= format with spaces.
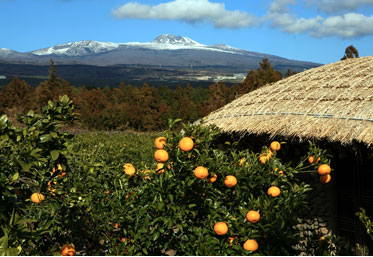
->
xmin=204 ymin=56 xmax=373 ymax=146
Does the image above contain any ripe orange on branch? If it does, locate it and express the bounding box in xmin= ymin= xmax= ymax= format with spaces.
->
xmin=224 ymin=175 xmax=237 ymax=187
xmin=123 ymin=163 xmax=136 ymax=176
xmin=154 ymin=149 xmax=169 ymax=163
xmin=259 ymin=150 xmax=272 ymax=164
xmin=194 ymin=166 xmax=209 ymax=179
xmin=31 ymin=192 xmax=45 ymax=203
xmin=156 ymin=163 xmax=165 ymax=174
xmin=318 ymin=164 xmax=331 ymax=175
xmin=243 ymin=239 xmax=258 ymax=251
xmin=320 ymin=174 xmax=331 ymax=184
xmin=61 ymin=244 xmax=76 ymax=256
xmin=154 ymin=137 xmax=166 ymax=149
xmin=179 ymin=137 xmax=194 ymax=152
xmin=270 ymin=141 xmax=281 ymax=151
xmin=214 ymin=222 xmax=228 ymax=235
xmin=308 ymin=156 xmax=321 ymax=164
xmin=246 ymin=210 xmax=261 ymax=223
xmin=267 ymin=186 xmax=281 ymax=197
xmin=208 ymin=174 xmax=218 ymax=183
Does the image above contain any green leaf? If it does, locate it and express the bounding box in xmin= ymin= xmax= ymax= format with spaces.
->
xmin=152 ymin=231 xmax=160 ymax=241
xmin=0 ymin=235 xmax=8 ymax=249
xmin=30 ymin=148 xmax=42 ymax=157
xmin=18 ymin=161 xmax=32 ymax=172
xmin=60 ymin=95 xmax=69 ymax=104
xmin=0 ymin=115 xmax=8 ymax=127
xmin=39 ymin=134 xmax=52 ymax=143
xmin=168 ymin=194 xmax=174 ymax=203
xmin=50 ymin=150 xmax=60 ymax=161
xmin=0 ymin=247 xmax=20 ymax=256
xmin=12 ymin=173 xmax=19 ymax=182
xmin=50 ymin=132 xmax=58 ymax=138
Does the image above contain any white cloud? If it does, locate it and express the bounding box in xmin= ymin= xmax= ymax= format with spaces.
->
xmin=266 ymin=0 xmax=373 ymax=38
xmin=307 ymin=0 xmax=373 ymax=14
xmin=111 ymin=0 xmax=373 ymax=38
xmin=112 ymin=0 xmax=258 ymax=28
xmin=312 ymin=13 xmax=373 ymax=37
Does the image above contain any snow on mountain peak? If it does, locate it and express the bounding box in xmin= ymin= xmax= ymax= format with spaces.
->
xmin=31 ymin=40 xmax=121 ymax=56
xmin=152 ymin=34 xmax=202 ymax=46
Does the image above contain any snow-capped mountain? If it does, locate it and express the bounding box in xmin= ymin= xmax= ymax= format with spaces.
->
xmin=0 ymin=34 xmax=320 ymax=71
xmin=31 ymin=40 xmax=121 ymax=56
xmin=152 ymin=34 xmax=200 ymax=45
xmin=28 ymin=34 xmax=239 ymax=57
xmin=0 ymin=48 xmax=24 ymax=57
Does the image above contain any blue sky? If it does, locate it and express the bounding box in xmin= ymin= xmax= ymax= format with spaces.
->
xmin=1 ymin=0 xmax=373 ymax=64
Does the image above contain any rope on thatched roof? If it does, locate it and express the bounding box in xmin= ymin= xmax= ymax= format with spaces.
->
xmin=203 ymin=56 xmax=373 ymax=146
xmin=206 ymin=112 xmax=373 ymax=122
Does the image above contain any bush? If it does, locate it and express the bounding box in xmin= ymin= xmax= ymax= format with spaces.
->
xmin=0 ymin=97 xmax=332 ymax=255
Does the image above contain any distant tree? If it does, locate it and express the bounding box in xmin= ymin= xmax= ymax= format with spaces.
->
xmin=284 ymin=69 xmax=297 ymax=78
xmin=1 ymin=77 xmax=34 ymax=115
xmin=48 ymin=58 xmax=60 ymax=88
xmin=239 ymin=58 xmax=282 ymax=95
xmin=257 ymin=58 xmax=283 ymax=85
xmin=341 ymin=45 xmax=359 ymax=60
xmin=240 ymin=70 xmax=259 ymax=94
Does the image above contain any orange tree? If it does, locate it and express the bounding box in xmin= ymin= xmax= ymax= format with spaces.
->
xmin=115 ymin=120 xmax=329 ymax=255
xmin=0 ymin=95 xmax=77 ymax=255
xmin=1 ymin=96 xmax=332 ymax=255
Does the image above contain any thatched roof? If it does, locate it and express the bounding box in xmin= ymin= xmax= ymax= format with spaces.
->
xmin=204 ymin=56 xmax=373 ymax=146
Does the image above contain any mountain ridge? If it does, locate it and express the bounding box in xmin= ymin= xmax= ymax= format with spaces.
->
xmin=0 ymin=34 xmax=322 ymax=87
xmin=0 ymin=34 xmax=320 ymax=69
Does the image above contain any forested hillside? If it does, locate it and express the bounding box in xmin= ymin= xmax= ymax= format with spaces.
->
xmin=0 ymin=58 xmax=295 ymax=131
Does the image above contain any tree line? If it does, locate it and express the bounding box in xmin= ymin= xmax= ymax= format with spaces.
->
xmin=0 ymin=59 xmax=295 ymax=131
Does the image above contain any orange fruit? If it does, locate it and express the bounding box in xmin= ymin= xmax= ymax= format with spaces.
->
xmin=57 ymin=164 xmax=63 ymax=171
xmin=224 ymin=175 xmax=237 ymax=187
xmin=123 ymin=164 xmax=136 ymax=176
xmin=114 ymin=223 xmax=119 ymax=228
xmin=30 ymin=192 xmax=45 ymax=203
xmin=308 ymin=156 xmax=321 ymax=164
xmin=259 ymin=151 xmax=272 ymax=164
xmin=278 ymin=170 xmax=284 ymax=176
xmin=318 ymin=164 xmax=331 ymax=175
xmin=267 ymin=186 xmax=281 ymax=197
xmin=320 ymin=174 xmax=331 ymax=184
xmin=58 ymin=172 xmax=66 ymax=178
xmin=156 ymin=163 xmax=165 ymax=174
xmin=270 ymin=141 xmax=281 ymax=151
xmin=214 ymin=222 xmax=228 ymax=235
xmin=208 ymin=174 xmax=217 ymax=183
xmin=154 ymin=149 xmax=169 ymax=163
xmin=61 ymin=244 xmax=76 ymax=256
xmin=154 ymin=137 xmax=166 ymax=149
xmin=179 ymin=137 xmax=194 ymax=152
xmin=194 ymin=166 xmax=209 ymax=179
xmin=239 ymin=158 xmax=245 ymax=166
xmin=243 ymin=239 xmax=258 ymax=251
xmin=246 ymin=210 xmax=260 ymax=223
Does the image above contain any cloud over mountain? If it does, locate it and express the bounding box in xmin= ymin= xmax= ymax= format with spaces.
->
xmin=112 ymin=0 xmax=258 ymax=28
xmin=112 ymin=0 xmax=373 ymax=38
